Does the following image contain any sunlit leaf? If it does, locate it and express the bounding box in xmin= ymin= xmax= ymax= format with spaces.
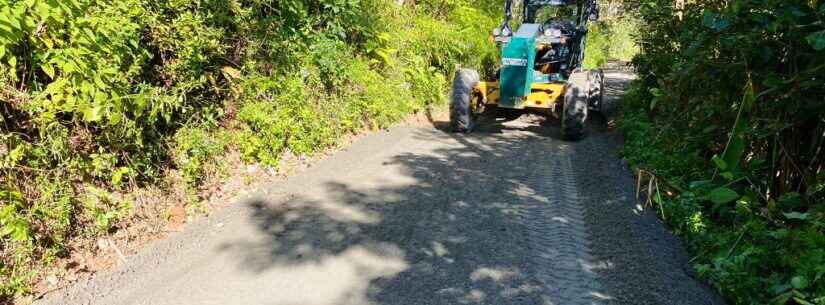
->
xmin=64 ymin=95 xmax=76 ymax=111
xmin=81 ymin=81 xmax=93 ymax=94
xmin=9 ymin=220 xmax=29 ymax=241
xmin=94 ymin=74 xmax=108 ymax=89
xmin=83 ymin=105 xmax=103 ymax=122
xmin=221 ymin=66 xmax=241 ymax=79
xmin=41 ymin=62 xmax=55 ymax=78
xmin=0 ymin=219 xmax=30 ymax=242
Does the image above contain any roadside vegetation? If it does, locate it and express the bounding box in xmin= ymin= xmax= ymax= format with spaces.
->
xmin=0 ymin=0 xmax=500 ymax=301
xmin=583 ymin=11 xmax=639 ymax=68
xmin=6 ymin=0 xmax=822 ymax=304
xmin=617 ymin=0 xmax=825 ymax=304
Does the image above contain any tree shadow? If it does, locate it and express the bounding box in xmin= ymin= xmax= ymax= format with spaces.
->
xmin=218 ymin=122 xmax=602 ymax=304
xmin=213 ymin=71 xmax=721 ymax=305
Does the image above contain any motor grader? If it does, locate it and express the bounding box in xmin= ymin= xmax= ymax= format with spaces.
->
xmin=450 ymin=0 xmax=603 ymax=140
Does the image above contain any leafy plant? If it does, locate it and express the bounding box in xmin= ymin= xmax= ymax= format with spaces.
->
xmin=619 ymin=0 xmax=825 ymax=302
xmin=1 ymin=0 xmax=501 ymax=300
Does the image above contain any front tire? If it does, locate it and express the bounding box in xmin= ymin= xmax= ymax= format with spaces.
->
xmin=450 ymin=68 xmax=481 ymax=133
xmin=562 ymin=72 xmax=589 ymax=140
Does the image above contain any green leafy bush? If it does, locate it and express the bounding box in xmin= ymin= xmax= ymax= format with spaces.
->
xmin=584 ymin=7 xmax=641 ymax=68
xmin=620 ymin=0 xmax=825 ymax=303
xmin=173 ymin=126 xmax=228 ymax=189
xmin=0 ymin=0 xmax=500 ymax=300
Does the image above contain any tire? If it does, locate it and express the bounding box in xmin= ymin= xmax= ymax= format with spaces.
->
xmin=587 ymin=69 xmax=604 ymax=111
xmin=562 ymin=72 xmax=589 ymax=140
xmin=450 ymin=68 xmax=481 ymax=133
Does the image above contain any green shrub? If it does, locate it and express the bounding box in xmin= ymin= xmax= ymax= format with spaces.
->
xmin=584 ymin=22 xmax=610 ymax=68
xmin=584 ymin=16 xmax=640 ymax=68
xmin=619 ymin=0 xmax=825 ymax=298
xmin=173 ymin=126 xmax=228 ymax=189
xmin=1 ymin=0 xmax=503 ymax=300
xmin=81 ymin=186 xmax=132 ymax=235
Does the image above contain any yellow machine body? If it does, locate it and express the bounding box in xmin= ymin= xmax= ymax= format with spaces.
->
xmin=473 ymin=81 xmax=566 ymax=110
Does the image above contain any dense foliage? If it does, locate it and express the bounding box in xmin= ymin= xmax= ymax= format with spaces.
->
xmin=0 ymin=0 xmax=499 ymax=300
xmin=583 ymin=5 xmax=640 ymax=68
xmin=620 ymin=0 xmax=825 ymax=303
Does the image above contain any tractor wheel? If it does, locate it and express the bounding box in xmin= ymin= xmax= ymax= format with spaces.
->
xmin=450 ymin=68 xmax=481 ymax=133
xmin=587 ymin=69 xmax=604 ymax=111
xmin=562 ymin=72 xmax=589 ymax=140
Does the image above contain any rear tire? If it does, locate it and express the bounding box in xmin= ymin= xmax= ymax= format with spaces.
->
xmin=562 ymin=72 xmax=589 ymax=140
xmin=450 ymin=68 xmax=481 ymax=133
xmin=587 ymin=69 xmax=604 ymax=111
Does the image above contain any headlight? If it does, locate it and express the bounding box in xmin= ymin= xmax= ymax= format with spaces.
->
xmin=502 ymin=27 xmax=512 ymax=37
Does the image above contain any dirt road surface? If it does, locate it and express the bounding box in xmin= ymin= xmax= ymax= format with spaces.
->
xmin=36 ymin=71 xmax=725 ymax=305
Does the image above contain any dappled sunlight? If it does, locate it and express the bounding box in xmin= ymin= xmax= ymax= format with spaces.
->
xmin=248 ymin=244 xmax=407 ymax=305
xmin=470 ymin=267 xmax=520 ymax=283
xmin=213 ymin=120 xmax=613 ymax=304
xmin=312 ymin=199 xmax=382 ymax=225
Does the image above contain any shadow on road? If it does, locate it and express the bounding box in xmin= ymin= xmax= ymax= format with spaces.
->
xmin=213 ymin=71 xmax=722 ymax=305
xmin=218 ymin=121 xmax=592 ymax=304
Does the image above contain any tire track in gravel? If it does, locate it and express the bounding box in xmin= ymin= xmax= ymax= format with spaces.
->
xmin=570 ymin=127 xmax=726 ymax=305
xmin=571 ymin=70 xmax=727 ymax=305
xmin=520 ymin=145 xmax=606 ymax=305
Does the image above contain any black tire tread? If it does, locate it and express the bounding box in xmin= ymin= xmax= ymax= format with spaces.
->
xmin=587 ymin=69 xmax=604 ymax=111
xmin=562 ymin=72 xmax=589 ymax=140
xmin=450 ymin=68 xmax=481 ymax=133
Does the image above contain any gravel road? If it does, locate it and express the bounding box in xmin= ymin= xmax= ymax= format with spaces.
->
xmin=36 ymin=71 xmax=725 ymax=305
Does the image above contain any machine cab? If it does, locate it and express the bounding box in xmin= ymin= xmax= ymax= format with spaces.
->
xmin=494 ymin=0 xmax=598 ymax=108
